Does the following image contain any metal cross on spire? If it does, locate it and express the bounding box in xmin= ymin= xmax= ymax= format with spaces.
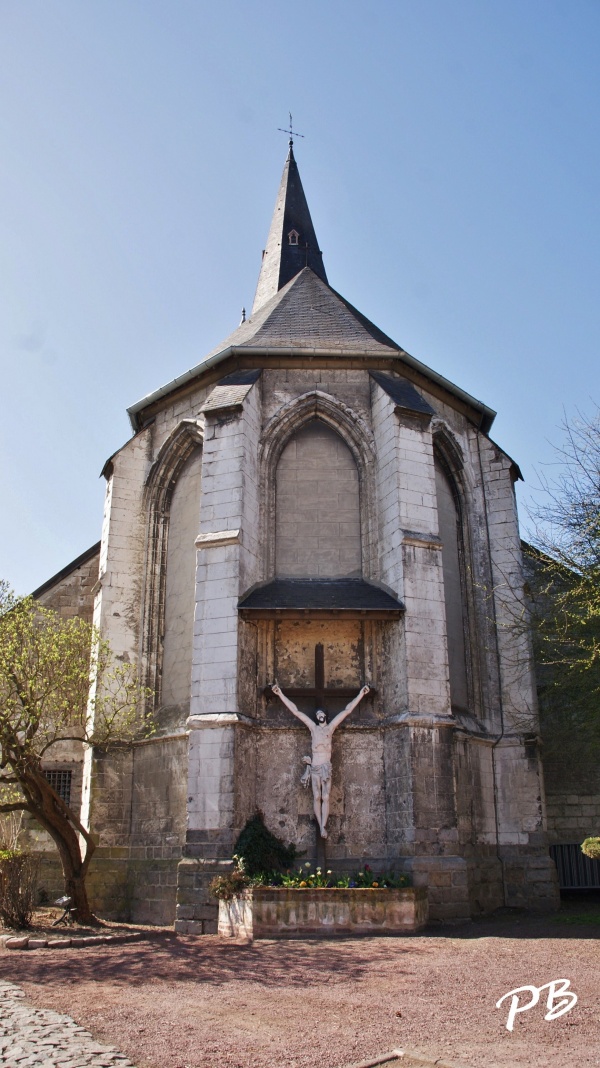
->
xmin=278 ymin=111 xmax=305 ymax=148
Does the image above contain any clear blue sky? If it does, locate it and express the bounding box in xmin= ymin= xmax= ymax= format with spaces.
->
xmin=1 ymin=1 xmax=599 ymax=594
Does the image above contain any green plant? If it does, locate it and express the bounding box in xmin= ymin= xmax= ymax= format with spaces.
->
xmin=209 ymin=857 xmax=251 ymax=901
xmin=233 ymin=812 xmax=299 ymax=877
xmin=270 ymin=863 xmax=410 ymax=889
xmin=581 ymin=837 xmax=600 ymax=860
xmin=0 ymin=809 xmax=22 ymax=851
xmin=281 ymin=863 xmax=333 ymax=888
xmin=349 ymin=864 xmax=410 ymax=889
xmin=0 ymin=849 xmax=39 ymax=928
xmin=0 ymin=582 xmax=153 ymax=923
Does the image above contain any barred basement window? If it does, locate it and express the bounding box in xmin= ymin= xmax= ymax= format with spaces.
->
xmin=44 ymin=769 xmax=72 ymax=807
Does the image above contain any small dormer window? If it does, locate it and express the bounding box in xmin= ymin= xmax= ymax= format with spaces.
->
xmin=288 ymin=229 xmax=299 ymax=246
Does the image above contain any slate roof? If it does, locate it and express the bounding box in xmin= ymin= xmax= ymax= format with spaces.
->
xmin=369 ymin=371 xmax=436 ymax=416
xmin=201 ymin=369 xmax=262 ymax=415
xmin=252 ymin=143 xmax=327 ymax=313
xmin=238 ymin=578 xmax=405 ymax=617
xmin=201 ymin=268 xmax=401 ymax=360
xmin=126 ymin=147 xmax=497 ymax=435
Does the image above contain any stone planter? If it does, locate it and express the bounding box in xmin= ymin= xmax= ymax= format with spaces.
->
xmin=218 ymin=886 xmax=428 ymax=939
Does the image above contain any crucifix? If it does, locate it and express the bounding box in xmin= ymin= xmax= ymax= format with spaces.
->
xmin=266 ymin=644 xmax=373 ymax=856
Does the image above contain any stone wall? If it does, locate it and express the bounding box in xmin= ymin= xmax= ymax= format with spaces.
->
xmin=545 ymin=793 xmax=600 ymax=845
xmin=34 ymin=544 xmax=100 ymax=622
xmin=544 ymin=753 xmax=600 ymax=845
xmin=82 ymin=734 xmax=187 ymax=923
xmin=34 ymin=848 xmax=180 ymax=925
xmin=88 ymin=363 xmax=559 ymax=925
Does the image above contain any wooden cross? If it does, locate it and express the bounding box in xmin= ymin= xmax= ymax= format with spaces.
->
xmin=265 ymin=643 xmax=372 ymax=710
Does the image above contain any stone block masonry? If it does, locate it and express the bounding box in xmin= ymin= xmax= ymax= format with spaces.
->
xmin=34 ymin=847 xmax=181 ymax=925
xmin=175 ymin=858 xmax=233 ymax=934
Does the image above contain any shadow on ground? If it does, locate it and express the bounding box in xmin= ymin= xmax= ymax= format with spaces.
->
xmin=0 ymin=932 xmax=429 ymax=988
xmin=428 ymin=890 xmax=600 ymax=941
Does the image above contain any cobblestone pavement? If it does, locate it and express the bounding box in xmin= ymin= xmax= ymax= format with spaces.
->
xmin=0 ymin=981 xmax=135 ymax=1067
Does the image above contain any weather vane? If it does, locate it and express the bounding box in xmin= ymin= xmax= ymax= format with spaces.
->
xmin=278 ymin=112 xmax=304 ymax=147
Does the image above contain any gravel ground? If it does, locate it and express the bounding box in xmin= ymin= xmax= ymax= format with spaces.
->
xmin=0 ymin=911 xmax=598 ymax=1068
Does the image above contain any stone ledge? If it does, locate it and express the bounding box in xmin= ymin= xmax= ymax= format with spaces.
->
xmin=0 ymin=931 xmax=144 ymax=952
xmin=174 ymin=918 xmax=218 ymax=935
xmin=186 ymin=713 xmax=254 ymax=729
xmin=195 ymin=529 xmax=240 ymax=548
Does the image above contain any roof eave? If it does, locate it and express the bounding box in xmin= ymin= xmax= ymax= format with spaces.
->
xmin=127 ymin=343 xmax=496 ymax=433
xmin=238 ymin=607 xmax=403 ymax=620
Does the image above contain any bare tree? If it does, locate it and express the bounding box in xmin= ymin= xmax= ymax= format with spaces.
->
xmin=524 ymin=405 xmax=600 ymax=764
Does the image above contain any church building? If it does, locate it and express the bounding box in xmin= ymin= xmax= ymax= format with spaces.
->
xmin=33 ymin=140 xmax=560 ymax=928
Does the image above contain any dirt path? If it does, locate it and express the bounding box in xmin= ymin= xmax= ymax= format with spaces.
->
xmin=0 ymin=915 xmax=598 ymax=1068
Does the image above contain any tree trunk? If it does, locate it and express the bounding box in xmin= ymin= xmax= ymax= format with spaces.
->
xmin=21 ymin=765 xmax=96 ymax=924
xmin=61 ymin=858 xmax=96 ymax=925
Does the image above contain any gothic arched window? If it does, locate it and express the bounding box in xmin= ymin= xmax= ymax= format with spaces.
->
xmin=161 ymin=448 xmax=202 ymax=710
xmin=434 ymin=454 xmax=470 ymax=712
xmin=275 ymin=420 xmax=361 ymax=578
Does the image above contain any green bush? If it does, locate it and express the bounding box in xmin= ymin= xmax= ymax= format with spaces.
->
xmin=233 ymin=812 xmax=298 ymax=877
xmin=581 ymin=837 xmax=600 ymax=860
xmin=0 ymin=850 xmax=39 ymax=928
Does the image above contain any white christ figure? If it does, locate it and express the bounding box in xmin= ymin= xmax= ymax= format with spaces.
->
xmin=271 ymin=682 xmax=370 ymax=838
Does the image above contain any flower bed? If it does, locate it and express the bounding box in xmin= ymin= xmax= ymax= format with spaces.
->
xmin=218 ymin=885 xmax=428 ymax=939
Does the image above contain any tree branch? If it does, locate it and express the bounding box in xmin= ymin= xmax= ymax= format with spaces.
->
xmin=38 ymin=736 xmax=86 ymax=757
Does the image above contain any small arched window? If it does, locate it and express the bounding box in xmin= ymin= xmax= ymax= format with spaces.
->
xmin=288 ymin=229 xmax=299 ymax=246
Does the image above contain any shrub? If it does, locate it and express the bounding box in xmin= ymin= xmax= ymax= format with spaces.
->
xmin=233 ymin=812 xmax=298 ymax=877
xmin=581 ymin=837 xmax=600 ymax=860
xmin=0 ymin=850 xmax=39 ymax=928
xmin=210 ymin=857 xmax=251 ymax=901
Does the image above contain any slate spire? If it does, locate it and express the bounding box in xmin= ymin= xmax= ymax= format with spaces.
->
xmin=252 ymin=142 xmax=328 ymax=314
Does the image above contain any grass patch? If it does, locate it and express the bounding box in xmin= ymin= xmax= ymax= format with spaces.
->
xmin=552 ymin=909 xmax=600 ymax=926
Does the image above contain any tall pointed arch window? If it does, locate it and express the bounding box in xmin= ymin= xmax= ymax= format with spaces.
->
xmin=434 ymin=454 xmax=470 ymax=712
xmin=275 ymin=419 xmax=361 ymax=578
xmin=161 ymin=448 xmax=202 ymax=711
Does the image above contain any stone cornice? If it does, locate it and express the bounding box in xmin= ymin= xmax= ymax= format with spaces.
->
xmin=195 ymin=529 xmax=241 ymax=549
xmin=186 ymin=713 xmax=254 ymax=729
